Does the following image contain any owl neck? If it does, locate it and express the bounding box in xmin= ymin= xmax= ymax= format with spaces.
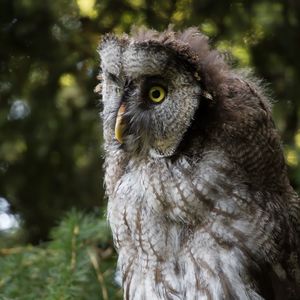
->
xmin=174 ymin=95 xmax=217 ymax=157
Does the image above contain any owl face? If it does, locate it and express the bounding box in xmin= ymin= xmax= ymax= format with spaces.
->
xmin=100 ymin=38 xmax=202 ymax=157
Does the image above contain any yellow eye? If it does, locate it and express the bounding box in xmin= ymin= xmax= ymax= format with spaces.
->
xmin=148 ymin=86 xmax=166 ymax=103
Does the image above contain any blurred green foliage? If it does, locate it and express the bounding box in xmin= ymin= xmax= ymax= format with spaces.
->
xmin=0 ymin=0 xmax=300 ymax=244
xmin=0 ymin=210 xmax=122 ymax=299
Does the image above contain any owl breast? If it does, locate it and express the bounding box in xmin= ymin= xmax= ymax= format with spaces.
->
xmin=107 ymin=152 xmax=272 ymax=299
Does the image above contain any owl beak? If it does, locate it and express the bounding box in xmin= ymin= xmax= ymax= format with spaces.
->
xmin=115 ymin=103 xmax=126 ymax=144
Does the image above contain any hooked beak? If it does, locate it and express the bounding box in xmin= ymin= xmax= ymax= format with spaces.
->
xmin=115 ymin=103 xmax=126 ymax=144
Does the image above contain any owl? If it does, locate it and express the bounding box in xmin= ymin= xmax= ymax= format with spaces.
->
xmin=98 ymin=27 xmax=300 ymax=299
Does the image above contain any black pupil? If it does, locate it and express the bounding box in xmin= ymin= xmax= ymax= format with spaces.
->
xmin=151 ymin=89 xmax=161 ymax=99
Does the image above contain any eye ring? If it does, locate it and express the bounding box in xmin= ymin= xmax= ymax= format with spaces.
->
xmin=148 ymin=86 xmax=166 ymax=103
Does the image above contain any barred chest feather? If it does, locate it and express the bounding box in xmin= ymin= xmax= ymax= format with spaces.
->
xmin=107 ymin=150 xmax=280 ymax=300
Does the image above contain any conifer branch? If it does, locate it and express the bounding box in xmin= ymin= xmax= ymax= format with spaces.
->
xmin=88 ymin=247 xmax=109 ymax=300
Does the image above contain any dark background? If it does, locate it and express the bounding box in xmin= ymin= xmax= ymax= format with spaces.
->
xmin=1 ymin=0 xmax=300 ymax=244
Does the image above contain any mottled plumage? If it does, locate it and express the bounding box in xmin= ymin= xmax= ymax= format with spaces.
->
xmin=98 ymin=27 xmax=300 ymax=299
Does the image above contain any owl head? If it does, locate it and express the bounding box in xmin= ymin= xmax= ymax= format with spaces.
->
xmin=98 ymin=27 xmax=281 ymax=184
xmin=98 ymin=27 xmax=231 ymax=158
